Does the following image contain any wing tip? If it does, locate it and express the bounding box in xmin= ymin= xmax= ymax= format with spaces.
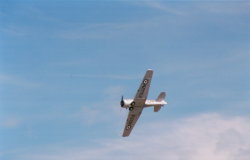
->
xmin=122 ymin=134 xmax=129 ymax=137
xmin=146 ymin=69 xmax=154 ymax=76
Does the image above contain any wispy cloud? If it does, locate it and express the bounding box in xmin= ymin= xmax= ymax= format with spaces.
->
xmin=0 ymin=25 xmax=26 ymax=37
xmin=70 ymin=106 xmax=103 ymax=125
xmin=57 ymin=21 xmax=153 ymax=40
xmin=46 ymin=69 xmax=139 ymax=80
xmin=0 ymin=117 xmax=22 ymax=128
xmin=193 ymin=1 xmax=250 ymax=14
xmin=69 ymin=85 xmax=126 ymax=126
xmin=12 ymin=113 xmax=250 ymax=160
xmin=0 ymin=74 xmax=41 ymax=88
xmin=154 ymin=48 xmax=250 ymax=76
xmin=57 ymin=1 xmax=250 ymax=41
xmin=70 ymin=74 xmax=138 ymax=80
xmin=143 ymin=1 xmax=185 ymax=15
xmin=0 ymin=5 xmax=67 ymax=38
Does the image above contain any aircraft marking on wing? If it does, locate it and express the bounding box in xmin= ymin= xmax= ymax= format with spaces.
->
xmin=126 ymin=114 xmax=136 ymax=130
xmin=138 ymin=79 xmax=148 ymax=98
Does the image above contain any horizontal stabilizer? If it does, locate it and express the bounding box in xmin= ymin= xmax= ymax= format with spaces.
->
xmin=154 ymin=106 xmax=161 ymax=112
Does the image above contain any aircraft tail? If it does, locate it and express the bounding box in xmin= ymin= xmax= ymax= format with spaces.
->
xmin=156 ymin=92 xmax=166 ymax=101
xmin=154 ymin=92 xmax=166 ymax=112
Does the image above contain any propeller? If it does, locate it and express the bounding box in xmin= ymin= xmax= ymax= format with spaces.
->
xmin=120 ymin=95 xmax=125 ymax=107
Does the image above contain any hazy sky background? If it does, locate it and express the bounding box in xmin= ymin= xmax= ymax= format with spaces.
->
xmin=1 ymin=0 xmax=250 ymax=160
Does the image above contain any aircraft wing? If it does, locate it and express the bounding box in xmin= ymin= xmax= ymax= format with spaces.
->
xmin=122 ymin=106 xmax=144 ymax=137
xmin=122 ymin=70 xmax=154 ymax=137
xmin=134 ymin=69 xmax=153 ymax=100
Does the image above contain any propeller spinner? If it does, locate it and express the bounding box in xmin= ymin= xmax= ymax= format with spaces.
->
xmin=120 ymin=96 xmax=125 ymax=107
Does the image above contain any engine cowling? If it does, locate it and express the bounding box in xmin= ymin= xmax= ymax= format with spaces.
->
xmin=120 ymin=97 xmax=133 ymax=108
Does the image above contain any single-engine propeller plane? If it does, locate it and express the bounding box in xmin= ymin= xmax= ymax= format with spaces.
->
xmin=120 ymin=69 xmax=167 ymax=137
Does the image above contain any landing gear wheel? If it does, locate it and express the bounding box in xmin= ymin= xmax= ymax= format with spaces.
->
xmin=129 ymin=107 xmax=134 ymax=111
xmin=131 ymin=102 xmax=135 ymax=106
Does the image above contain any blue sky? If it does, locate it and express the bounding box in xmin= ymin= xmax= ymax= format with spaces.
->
xmin=0 ymin=0 xmax=250 ymax=160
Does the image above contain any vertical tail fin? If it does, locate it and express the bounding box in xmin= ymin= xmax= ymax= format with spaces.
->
xmin=154 ymin=92 xmax=166 ymax=112
xmin=156 ymin=92 xmax=166 ymax=102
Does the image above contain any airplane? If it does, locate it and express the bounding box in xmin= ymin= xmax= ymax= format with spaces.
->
xmin=120 ymin=69 xmax=167 ymax=137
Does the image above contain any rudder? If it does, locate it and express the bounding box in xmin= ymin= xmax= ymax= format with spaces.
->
xmin=154 ymin=92 xmax=166 ymax=112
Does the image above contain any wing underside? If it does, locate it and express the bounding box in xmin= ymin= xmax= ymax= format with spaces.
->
xmin=122 ymin=107 xmax=143 ymax=137
xmin=134 ymin=69 xmax=153 ymax=100
xmin=122 ymin=69 xmax=154 ymax=137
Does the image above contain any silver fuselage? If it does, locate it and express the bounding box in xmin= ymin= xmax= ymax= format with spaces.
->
xmin=121 ymin=99 xmax=167 ymax=109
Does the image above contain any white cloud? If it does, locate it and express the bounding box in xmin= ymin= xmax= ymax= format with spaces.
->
xmin=17 ymin=113 xmax=250 ymax=160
